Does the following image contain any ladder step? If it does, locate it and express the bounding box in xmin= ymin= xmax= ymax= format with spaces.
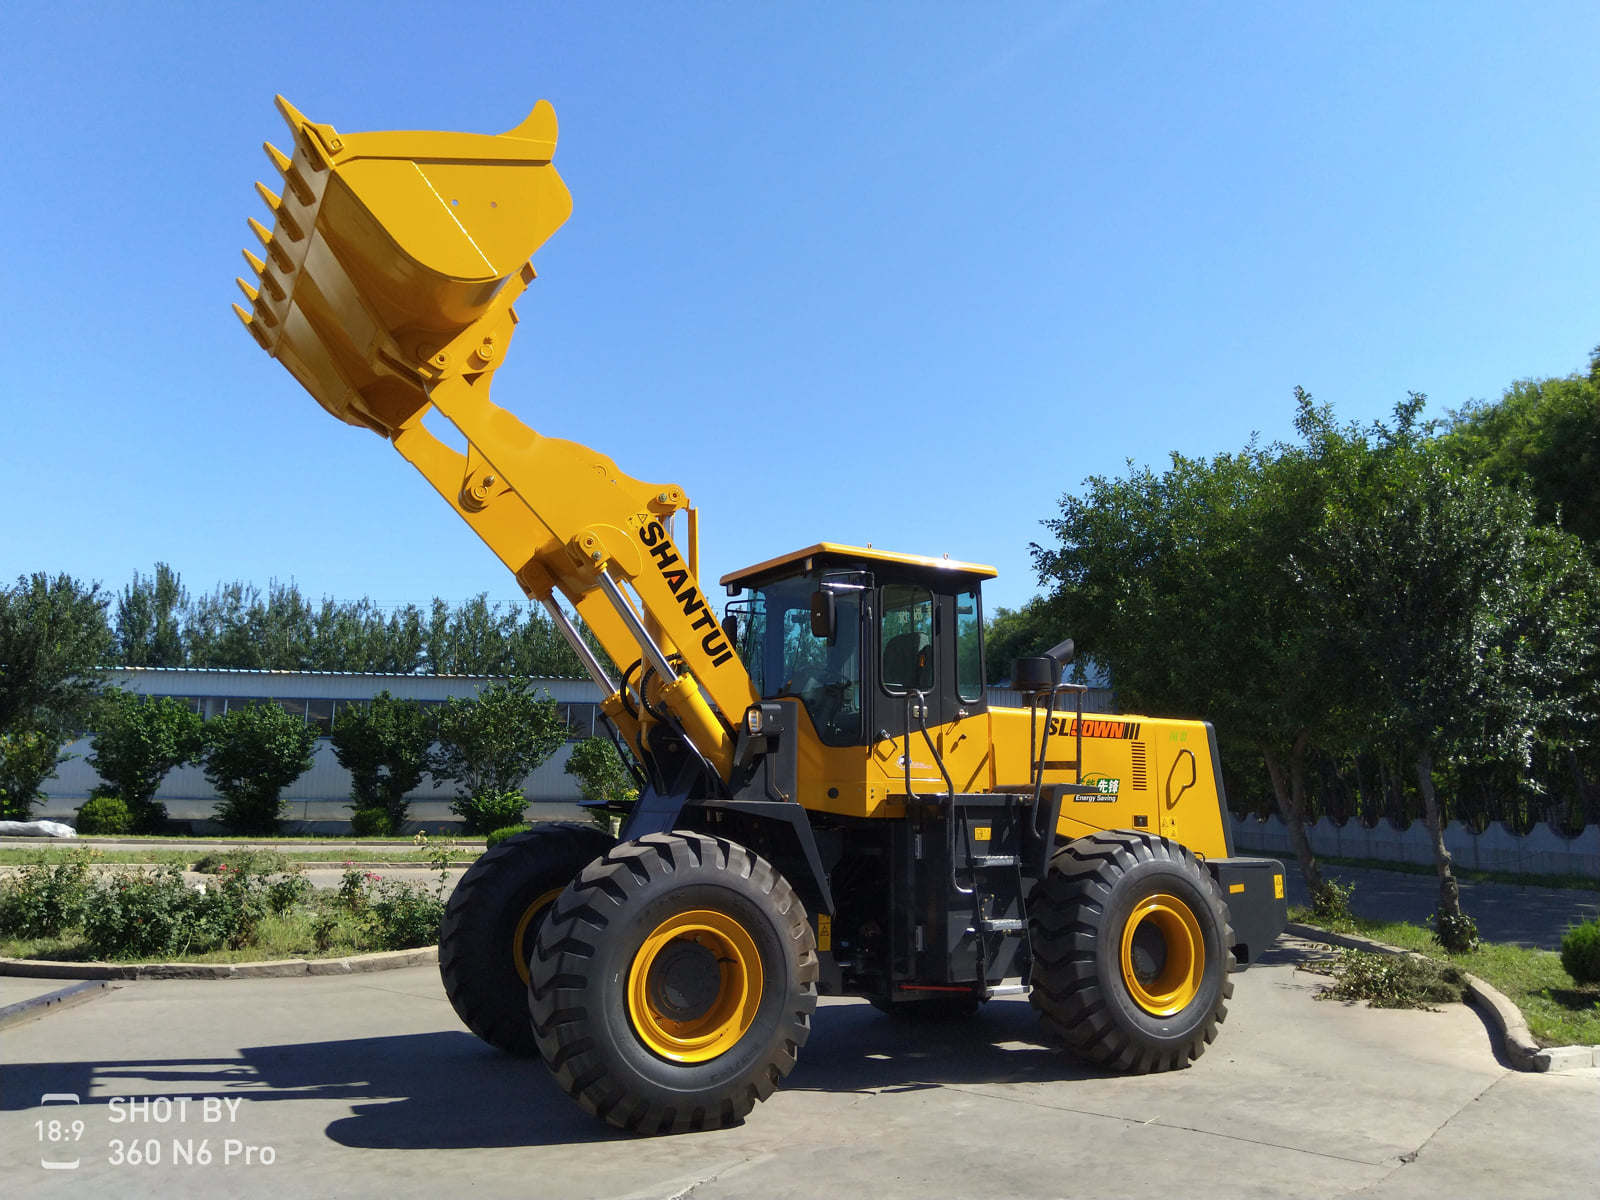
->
xmin=986 ymin=983 xmax=1030 ymax=997
xmin=970 ymin=855 xmax=1020 ymax=868
xmin=976 ymin=918 xmax=1026 ymax=933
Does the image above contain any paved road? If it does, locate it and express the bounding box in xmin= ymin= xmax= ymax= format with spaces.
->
xmin=1 ymin=941 xmax=1595 ymax=1200
xmin=1278 ymin=864 xmax=1600 ymax=950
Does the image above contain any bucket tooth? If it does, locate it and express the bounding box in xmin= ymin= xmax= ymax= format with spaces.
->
xmin=235 ymin=276 xmax=259 ymax=303
xmin=265 ymin=141 xmax=316 ymax=204
xmin=242 ymin=248 xmax=266 ymax=275
xmin=233 ymin=303 xmax=270 ymax=349
xmin=255 ymin=181 xmax=305 ymax=241
xmin=274 ymin=94 xmax=308 ymax=132
xmin=248 ymin=218 xmax=294 ymax=271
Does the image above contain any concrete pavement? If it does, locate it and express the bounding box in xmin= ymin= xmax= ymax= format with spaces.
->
xmin=1 ymin=937 xmax=1595 ymax=1200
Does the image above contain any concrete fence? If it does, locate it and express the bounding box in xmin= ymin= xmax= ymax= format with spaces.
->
xmin=1231 ymin=812 xmax=1600 ymax=879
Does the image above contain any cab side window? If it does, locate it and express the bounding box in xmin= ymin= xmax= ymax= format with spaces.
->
xmin=880 ymin=584 xmax=933 ymax=693
xmin=955 ymin=587 xmax=984 ymax=703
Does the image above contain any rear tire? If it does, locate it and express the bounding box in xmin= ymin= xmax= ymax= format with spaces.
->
xmin=529 ymin=832 xmax=818 ymax=1134
xmin=1029 ymin=831 xmax=1232 ymax=1072
xmin=439 ymin=822 xmax=614 ymax=1057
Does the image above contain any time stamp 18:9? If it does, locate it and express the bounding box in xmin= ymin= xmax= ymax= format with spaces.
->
xmin=35 ymin=1093 xmax=276 ymax=1171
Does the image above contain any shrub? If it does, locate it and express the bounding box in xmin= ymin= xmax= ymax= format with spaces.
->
xmin=0 ymin=850 xmax=95 ymax=937
xmin=485 ymin=823 xmax=531 ymax=849
xmin=1309 ymin=877 xmax=1356 ymax=925
xmin=266 ymin=873 xmax=312 ymax=916
xmin=76 ymin=793 xmax=133 ymax=835
xmin=450 ymin=788 xmax=528 ymax=835
xmin=312 ymin=911 xmax=340 ymax=952
xmin=564 ymin=736 xmax=637 ymax=806
xmin=1430 ymin=909 xmax=1481 ymax=954
xmin=0 ymin=728 xmax=70 ymax=822
xmin=86 ymin=691 xmax=203 ymax=833
xmin=200 ymin=702 xmax=317 ymax=834
xmin=81 ymin=867 xmax=201 ymax=959
xmin=338 ymin=868 xmax=373 ymax=913
xmin=431 ymin=679 xmax=565 ymax=801
xmin=1561 ymin=917 xmax=1600 ymax=984
xmin=361 ymin=879 xmax=445 ymax=950
xmin=80 ymin=865 xmax=271 ymax=959
xmin=349 ymin=806 xmax=394 ymax=838
xmin=331 ymin=691 xmax=433 ymax=834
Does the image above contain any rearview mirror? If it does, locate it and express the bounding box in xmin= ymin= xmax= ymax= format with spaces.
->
xmin=809 ymin=591 xmax=836 ymax=642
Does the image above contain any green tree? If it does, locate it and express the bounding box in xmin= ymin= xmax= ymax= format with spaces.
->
xmin=0 ymin=574 xmax=110 ymax=818
xmin=306 ymin=598 xmax=427 ymax=674
xmin=425 ymin=594 xmax=512 ymax=675
xmin=200 ymin=702 xmax=317 ymax=834
xmin=1441 ymin=347 xmax=1600 ymax=550
xmin=330 ymin=691 xmax=435 ymax=834
xmin=508 ymin=607 xmax=592 ymax=678
xmin=87 ymin=692 xmax=205 ymax=832
xmin=564 ymin=736 xmax=638 ymax=806
xmin=431 ymin=679 xmax=566 ymax=831
xmin=1032 ymin=398 xmax=1365 ymax=898
xmin=1308 ymin=402 xmax=1598 ymax=947
xmin=0 ymin=573 xmax=111 ymax=738
xmin=0 ymin=729 xmax=70 ymax=822
xmin=113 ymin=564 xmax=189 ymax=667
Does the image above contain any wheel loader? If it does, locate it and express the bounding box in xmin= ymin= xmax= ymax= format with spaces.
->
xmin=231 ymin=96 xmax=1287 ymax=1134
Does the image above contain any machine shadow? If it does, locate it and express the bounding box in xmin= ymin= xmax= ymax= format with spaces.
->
xmin=1 ymin=1000 xmax=1109 ymax=1149
xmin=787 ymin=997 xmax=1103 ymax=1096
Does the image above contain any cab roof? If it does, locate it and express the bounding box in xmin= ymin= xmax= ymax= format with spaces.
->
xmin=720 ymin=542 xmax=997 ymax=588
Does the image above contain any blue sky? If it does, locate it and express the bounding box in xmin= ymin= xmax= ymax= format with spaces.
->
xmin=4 ymin=2 xmax=1596 ymax=618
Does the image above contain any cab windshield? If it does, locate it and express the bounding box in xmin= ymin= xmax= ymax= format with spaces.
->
xmin=727 ymin=571 xmax=863 ymax=746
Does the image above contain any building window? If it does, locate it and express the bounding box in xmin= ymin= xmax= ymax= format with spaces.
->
xmin=307 ymin=699 xmax=334 ymax=736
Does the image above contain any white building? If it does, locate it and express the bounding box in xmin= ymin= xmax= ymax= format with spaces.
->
xmin=39 ymin=668 xmax=604 ymax=834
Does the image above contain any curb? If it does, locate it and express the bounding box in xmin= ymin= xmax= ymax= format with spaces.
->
xmin=0 ymin=980 xmax=116 ymax=1030
xmin=0 ymin=945 xmax=438 ymax=981
xmin=1286 ymin=921 xmax=1599 ymax=1073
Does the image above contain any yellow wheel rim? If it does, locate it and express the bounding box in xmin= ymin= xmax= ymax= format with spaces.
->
xmin=627 ymin=909 xmax=764 ymax=1063
xmin=512 ymin=888 xmax=564 ymax=987
xmin=1119 ymin=893 xmax=1204 ymax=1017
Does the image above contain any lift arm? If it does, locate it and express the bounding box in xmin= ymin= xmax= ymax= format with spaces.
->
xmin=233 ymin=97 xmax=753 ymax=779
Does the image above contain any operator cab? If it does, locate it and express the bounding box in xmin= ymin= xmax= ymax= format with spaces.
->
xmin=721 ymin=544 xmax=995 ymax=746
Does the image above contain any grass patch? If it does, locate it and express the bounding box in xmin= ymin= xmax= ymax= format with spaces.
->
xmin=1291 ymin=907 xmax=1600 ymax=1047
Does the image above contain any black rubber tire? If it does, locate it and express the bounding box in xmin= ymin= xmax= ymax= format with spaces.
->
xmin=439 ymin=822 xmax=614 ymax=1057
xmin=1028 ymin=831 xmax=1234 ymax=1073
xmin=529 ymin=832 xmax=819 ymax=1134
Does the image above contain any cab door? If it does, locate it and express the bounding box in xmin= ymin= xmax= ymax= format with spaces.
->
xmin=871 ymin=581 xmax=947 ymax=795
xmin=935 ymin=584 xmax=993 ymax=794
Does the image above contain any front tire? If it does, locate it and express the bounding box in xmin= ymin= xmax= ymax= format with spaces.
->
xmin=1029 ymin=831 xmax=1233 ymax=1073
xmin=529 ymin=832 xmax=818 ymax=1134
xmin=439 ymin=822 xmax=615 ymax=1057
